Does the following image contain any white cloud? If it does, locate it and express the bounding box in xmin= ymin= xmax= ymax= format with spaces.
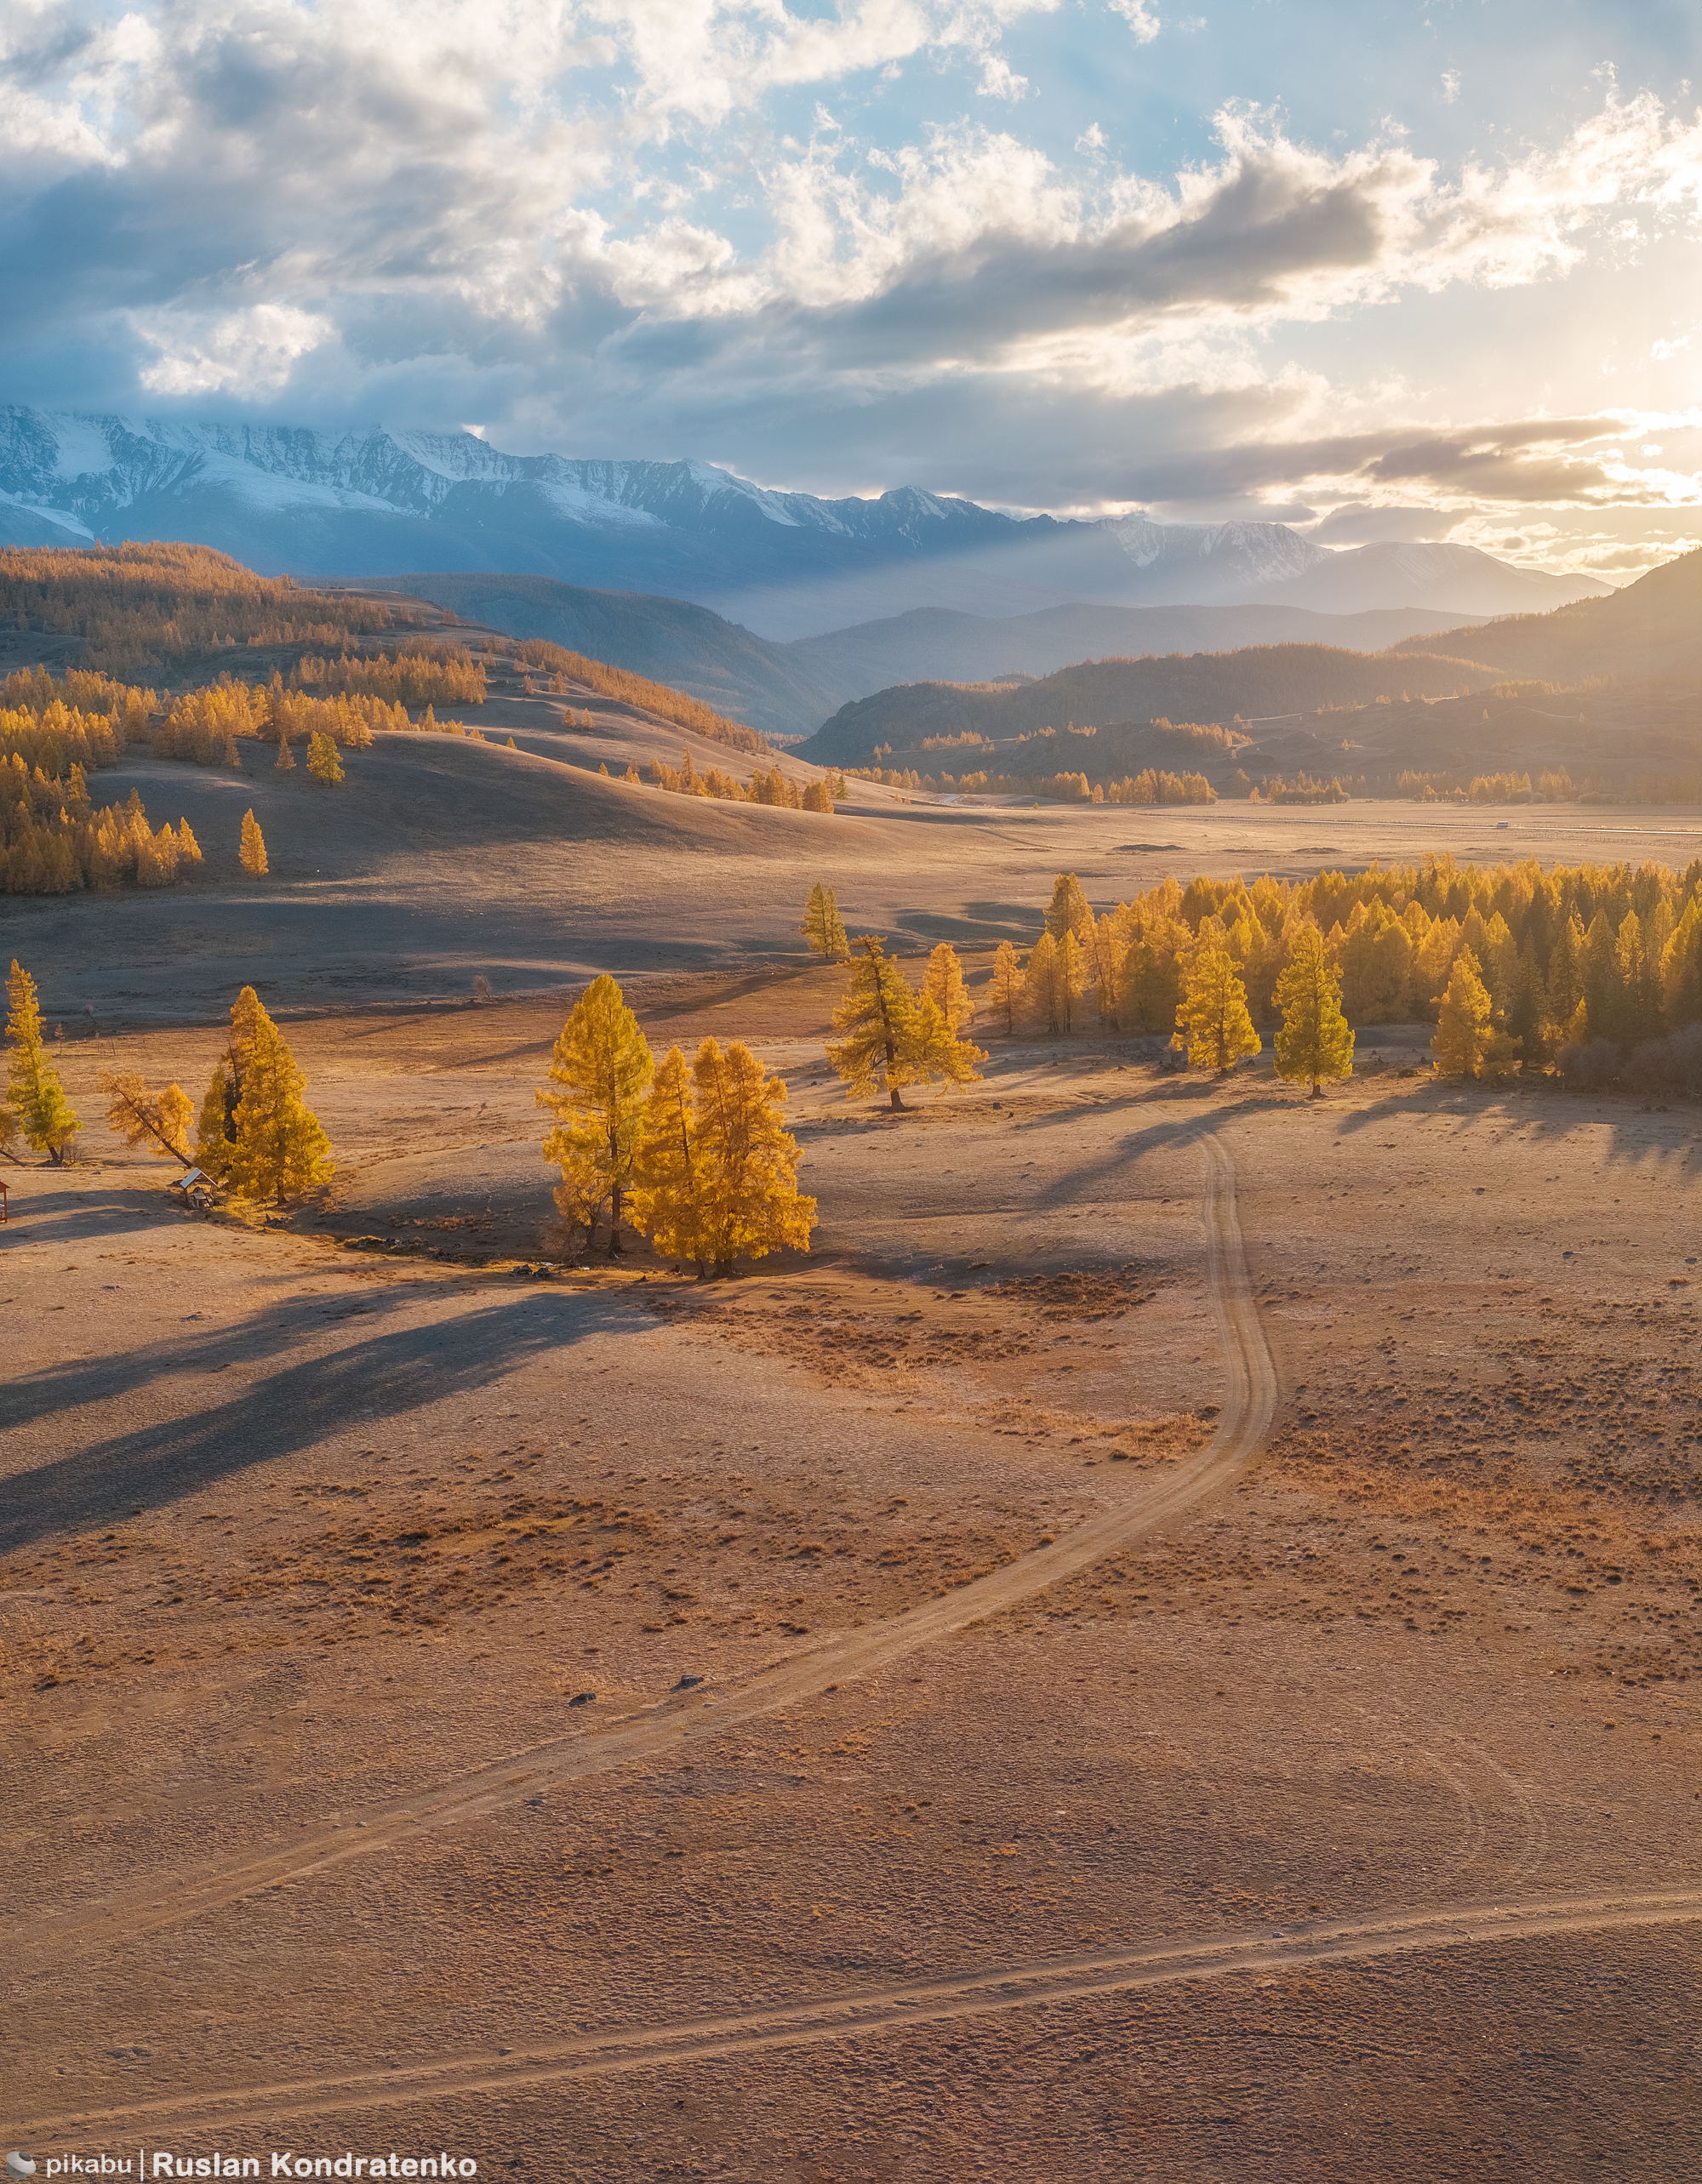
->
xmin=1441 ymin=71 xmax=1460 ymax=104
xmin=1109 ymin=0 xmax=1161 ymax=43
xmin=135 ymin=304 xmax=335 ymax=396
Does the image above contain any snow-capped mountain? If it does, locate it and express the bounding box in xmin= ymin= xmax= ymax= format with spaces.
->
xmin=0 ymin=409 xmax=1608 ymax=639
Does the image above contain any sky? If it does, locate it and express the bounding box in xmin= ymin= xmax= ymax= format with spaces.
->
xmin=2 ymin=0 xmax=1699 ymax=577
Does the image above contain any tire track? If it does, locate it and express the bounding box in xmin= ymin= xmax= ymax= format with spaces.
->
xmin=20 ymin=1887 xmax=1702 ymax=2136
xmin=9 ymin=1138 xmax=1273 ymax=1975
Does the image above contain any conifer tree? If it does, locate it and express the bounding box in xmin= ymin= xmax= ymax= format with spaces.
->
xmin=0 ymin=1099 xmax=20 ymax=1166
xmin=1026 ymin=932 xmax=1061 ymax=1031
xmin=223 ymin=1001 xmax=334 ymax=1199
xmin=922 ymin=941 xmax=974 ymax=1033
xmin=1057 ymin=928 xmax=1086 ymax=1033
xmin=1273 ymin=924 xmax=1353 ymax=1095
xmin=1582 ymin=911 xmax=1619 ymax=1043
xmin=6 ymin=960 xmax=79 ymax=1163
xmin=1663 ymin=896 xmax=1702 ymax=1025
xmin=827 ymin=936 xmax=982 ymax=1109
xmin=306 ymin=731 xmax=344 ymax=785
xmin=686 ymin=1036 xmax=817 ymax=1275
xmin=801 ymin=882 xmax=849 ymax=961
xmin=275 ymin=730 xmax=296 ymax=773
xmin=537 ymin=973 xmax=654 ymax=1253
xmin=987 ymin=939 xmax=1025 ymax=1033
xmin=239 ymin=809 xmax=268 ymax=876
xmin=1176 ymin=942 xmax=1261 ymax=1073
xmin=177 ymin=818 xmax=203 ymax=867
xmin=1505 ymin=939 xmax=1548 ymax=1061
xmin=1432 ymin=947 xmax=1494 ymax=1078
xmin=1045 ymin=871 xmax=1092 ymax=941
xmin=630 ymin=1046 xmax=706 ymax=1266
xmin=828 ymin=936 xmax=918 ymax=1110
xmin=1545 ymin=913 xmax=1585 ymax=1032
xmin=101 ymin=1070 xmax=195 ymax=1160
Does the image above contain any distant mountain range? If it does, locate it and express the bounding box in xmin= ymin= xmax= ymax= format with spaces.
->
xmin=0 ymin=409 xmax=1609 ymax=642
xmin=364 ymin=571 xmax=1504 ymax=739
xmin=794 ymin=548 xmax=1702 ymax=782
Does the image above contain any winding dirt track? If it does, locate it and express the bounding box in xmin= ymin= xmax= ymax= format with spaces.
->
xmin=20 ymin=1888 xmax=1702 ymax=2134
xmin=11 ymin=1138 xmax=1272 ymax=1975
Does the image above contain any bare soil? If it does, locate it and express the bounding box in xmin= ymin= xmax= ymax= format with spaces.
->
xmin=8 ymin=962 xmax=1702 ymax=2179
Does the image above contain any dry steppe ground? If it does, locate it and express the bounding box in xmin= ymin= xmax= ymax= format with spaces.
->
xmin=7 ymin=955 xmax=1702 ymax=2181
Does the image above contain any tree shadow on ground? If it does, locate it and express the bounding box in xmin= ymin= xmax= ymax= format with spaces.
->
xmin=0 ymin=1286 xmax=645 ymax=1550
xmin=1329 ymin=1081 xmax=1702 ymax=1169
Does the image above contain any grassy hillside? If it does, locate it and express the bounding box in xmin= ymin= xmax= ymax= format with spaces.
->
xmin=797 ymin=646 xmax=1499 ymax=769
xmin=1388 ymin=548 xmax=1702 ymax=682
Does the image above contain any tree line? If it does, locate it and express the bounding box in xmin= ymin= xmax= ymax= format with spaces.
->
xmin=0 ymin=543 xmax=423 ymax=675
xmin=510 ymin=638 xmax=770 ymax=756
xmin=637 ymin=749 xmax=844 ymax=811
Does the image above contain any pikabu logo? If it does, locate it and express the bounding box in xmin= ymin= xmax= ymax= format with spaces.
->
xmin=17 ymin=2158 xmax=475 ymax=2181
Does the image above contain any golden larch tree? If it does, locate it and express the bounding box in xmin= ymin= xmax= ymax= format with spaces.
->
xmin=827 ymin=935 xmax=921 ymax=1110
xmin=1431 ymin=947 xmax=1495 ymax=1078
xmin=1044 ymin=872 xmax=1091 ymax=941
xmin=686 ymin=1036 xmax=817 ymax=1275
xmin=275 ymin=731 xmax=296 ymax=773
xmin=102 ymin=1070 xmax=195 ymax=1160
xmin=538 ymin=973 xmax=654 ymax=1254
xmin=987 ymin=939 xmax=1025 ymax=1033
xmin=307 ymin=731 xmax=345 ymax=785
xmin=6 ymin=959 xmax=80 ymax=1163
xmin=630 ymin=1046 xmax=706 ymax=1266
xmin=1177 ymin=941 xmax=1261 ymax=1073
xmin=1273 ymin=924 xmax=1354 ymax=1096
xmin=193 ymin=986 xmax=332 ymax=1198
xmin=239 ymin=809 xmax=268 ymax=875
xmin=922 ymin=941 xmax=974 ymax=1033
xmin=802 ymin=882 xmax=849 ymax=961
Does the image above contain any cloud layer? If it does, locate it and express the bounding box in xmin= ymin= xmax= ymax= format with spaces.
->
xmin=2 ymin=0 xmax=1698 ymax=576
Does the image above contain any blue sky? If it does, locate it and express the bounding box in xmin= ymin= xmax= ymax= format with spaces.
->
xmin=2 ymin=0 xmax=1698 ymax=574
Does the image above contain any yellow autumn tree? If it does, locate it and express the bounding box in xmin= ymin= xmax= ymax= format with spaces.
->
xmin=1176 ymin=941 xmax=1261 ymax=1073
xmin=987 ymin=939 xmax=1025 ymax=1033
xmin=827 ymin=937 xmax=984 ymax=1109
xmin=6 ymin=959 xmax=80 ymax=1163
xmin=630 ymin=1046 xmax=706 ymax=1265
xmin=306 ymin=731 xmax=345 ymax=785
xmin=194 ymin=986 xmax=332 ymax=1198
xmin=1273 ymin=923 xmax=1354 ymax=1096
xmin=922 ymin=941 xmax=974 ymax=1033
xmin=101 ymin=1069 xmax=195 ymax=1160
xmin=239 ymin=809 xmax=268 ymax=875
xmin=802 ymin=882 xmax=849 ymax=961
xmin=537 ymin=973 xmax=654 ymax=1254
xmin=1432 ymin=947 xmax=1494 ymax=1079
xmin=686 ymin=1036 xmax=816 ymax=1275
xmin=1044 ymin=871 xmax=1091 ymax=940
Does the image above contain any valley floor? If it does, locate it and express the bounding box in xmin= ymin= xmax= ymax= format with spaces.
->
xmin=7 ymin=987 xmax=1702 ymax=2180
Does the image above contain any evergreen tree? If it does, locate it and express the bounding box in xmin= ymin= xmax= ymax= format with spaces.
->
xmin=6 ymin=960 xmax=79 ymax=1163
xmin=1176 ymin=942 xmax=1261 ymax=1073
xmin=687 ymin=1037 xmax=817 ymax=1274
xmin=1124 ymin=935 xmax=1182 ymax=1035
xmin=1663 ymin=896 xmax=1702 ymax=1025
xmin=1273 ymin=924 xmax=1353 ymax=1095
xmin=987 ymin=939 xmax=1025 ymax=1033
xmin=0 ymin=1099 xmax=20 ymax=1166
xmin=223 ymin=999 xmax=334 ymax=1199
xmin=275 ymin=731 xmax=296 ymax=773
xmin=1581 ymin=911 xmax=1619 ymax=1043
xmin=306 ymin=731 xmax=345 ymax=785
xmin=1432 ymin=947 xmax=1494 ymax=1078
xmin=101 ymin=1070 xmax=194 ymax=1160
xmin=922 ymin=941 xmax=974 ymax=1033
xmin=905 ymin=991 xmax=985 ymax=1092
xmin=1045 ymin=871 xmax=1091 ymax=941
xmin=537 ymin=973 xmax=654 ymax=1253
xmin=1505 ymin=939 xmax=1548 ymax=1062
xmin=177 ymin=818 xmax=203 ymax=867
xmin=801 ymin=882 xmax=849 ymax=961
xmin=239 ymin=809 xmax=268 ymax=876
xmin=1545 ymin=913 xmax=1585 ymax=1034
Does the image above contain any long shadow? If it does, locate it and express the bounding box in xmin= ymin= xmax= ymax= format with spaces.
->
xmin=1329 ymin=1081 xmax=1700 ymax=1167
xmin=0 ymin=1288 xmax=643 ymax=1551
